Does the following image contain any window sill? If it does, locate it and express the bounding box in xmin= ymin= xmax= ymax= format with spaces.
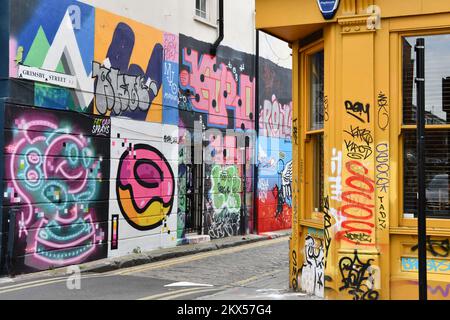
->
xmin=299 ymin=218 xmax=324 ymax=230
xmin=193 ymin=16 xmax=218 ymax=29
xmin=390 ymin=226 xmax=450 ymax=237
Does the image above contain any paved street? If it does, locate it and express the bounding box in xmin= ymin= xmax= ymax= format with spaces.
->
xmin=0 ymin=237 xmax=316 ymax=300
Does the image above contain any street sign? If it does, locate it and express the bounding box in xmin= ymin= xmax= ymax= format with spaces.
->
xmin=17 ymin=65 xmax=77 ymax=89
xmin=317 ymin=0 xmax=340 ymax=20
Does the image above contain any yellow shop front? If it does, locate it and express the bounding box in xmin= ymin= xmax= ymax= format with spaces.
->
xmin=255 ymin=0 xmax=450 ymax=300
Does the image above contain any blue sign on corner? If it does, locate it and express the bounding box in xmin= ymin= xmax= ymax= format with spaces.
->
xmin=317 ymin=0 xmax=340 ymax=20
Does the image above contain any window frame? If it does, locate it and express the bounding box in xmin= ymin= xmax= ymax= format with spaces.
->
xmin=195 ymin=0 xmax=208 ymax=19
xmin=194 ymin=0 xmax=218 ymax=29
xmin=301 ymin=40 xmax=325 ymax=222
xmin=399 ymin=29 xmax=450 ymax=229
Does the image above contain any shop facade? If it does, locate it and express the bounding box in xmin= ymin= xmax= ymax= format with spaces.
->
xmin=255 ymin=0 xmax=450 ymax=300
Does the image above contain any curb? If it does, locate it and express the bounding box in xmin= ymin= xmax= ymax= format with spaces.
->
xmin=1 ymin=231 xmax=291 ymax=281
xmin=79 ymin=232 xmax=291 ymax=275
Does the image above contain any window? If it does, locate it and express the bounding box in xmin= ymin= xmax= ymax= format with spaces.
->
xmin=306 ymin=49 xmax=325 ymax=215
xmin=310 ymin=51 xmax=325 ymax=131
xmin=196 ymin=0 xmax=207 ymax=19
xmin=402 ymin=34 xmax=450 ymax=219
xmin=312 ymin=134 xmax=324 ymax=211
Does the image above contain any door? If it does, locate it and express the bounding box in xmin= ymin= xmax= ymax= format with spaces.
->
xmin=185 ymin=146 xmax=203 ymax=235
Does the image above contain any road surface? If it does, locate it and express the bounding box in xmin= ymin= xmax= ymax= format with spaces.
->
xmin=0 ymin=237 xmax=318 ymax=300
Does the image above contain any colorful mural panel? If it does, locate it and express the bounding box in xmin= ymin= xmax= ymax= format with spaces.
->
xmin=204 ymin=164 xmax=243 ymax=239
xmin=163 ymin=32 xmax=179 ymax=125
xmin=2 ymin=1 xmax=294 ymax=273
xmin=177 ymin=35 xmax=256 ymax=240
xmin=257 ymin=137 xmax=292 ymax=232
xmin=10 ymin=0 xmax=95 ymax=112
xmin=93 ymin=9 xmax=163 ymax=122
xmin=108 ymin=118 xmax=178 ymax=257
xmin=257 ymin=58 xmax=293 ymax=233
xmin=3 ymin=104 xmax=110 ymax=272
xmin=178 ymin=34 xmax=255 ymax=131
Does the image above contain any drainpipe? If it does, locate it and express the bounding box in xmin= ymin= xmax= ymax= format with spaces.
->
xmin=415 ymin=38 xmax=427 ymax=301
xmin=210 ymin=0 xmax=224 ymax=56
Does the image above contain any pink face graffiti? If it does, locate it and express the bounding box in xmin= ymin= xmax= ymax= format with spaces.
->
xmin=116 ymin=144 xmax=175 ymax=230
xmin=6 ymin=118 xmax=104 ymax=268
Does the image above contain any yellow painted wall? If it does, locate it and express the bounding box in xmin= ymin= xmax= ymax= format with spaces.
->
xmin=256 ymin=0 xmax=450 ymax=42
xmin=259 ymin=0 xmax=450 ymax=300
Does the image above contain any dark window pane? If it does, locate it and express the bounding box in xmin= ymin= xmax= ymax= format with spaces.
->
xmin=310 ymin=50 xmax=324 ymax=130
xmin=195 ymin=0 xmax=207 ymax=19
xmin=403 ymin=130 xmax=450 ymax=219
xmin=313 ymin=134 xmax=324 ymax=212
xmin=403 ymin=35 xmax=450 ymax=125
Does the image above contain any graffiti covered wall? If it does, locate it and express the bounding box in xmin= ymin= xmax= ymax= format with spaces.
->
xmin=108 ymin=118 xmax=178 ymax=256
xmin=9 ymin=0 xmax=95 ymax=112
xmin=257 ymin=58 xmax=293 ymax=233
xmin=92 ymin=9 xmax=164 ymax=122
xmin=3 ymin=104 xmax=110 ymax=272
xmin=5 ymin=0 xmax=178 ymax=272
xmin=3 ymin=0 xmax=292 ymax=274
xmin=178 ymin=34 xmax=256 ymax=239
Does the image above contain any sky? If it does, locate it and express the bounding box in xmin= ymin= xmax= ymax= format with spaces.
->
xmin=406 ymin=34 xmax=450 ymax=122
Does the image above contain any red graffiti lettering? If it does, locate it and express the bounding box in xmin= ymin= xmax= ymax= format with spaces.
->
xmin=337 ymin=161 xmax=375 ymax=246
xmin=259 ymin=95 xmax=292 ymax=139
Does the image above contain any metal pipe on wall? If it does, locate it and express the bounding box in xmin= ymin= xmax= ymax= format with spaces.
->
xmin=210 ymin=0 xmax=224 ymax=56
xmin=415 ymin=37 xmax=427 ymax=301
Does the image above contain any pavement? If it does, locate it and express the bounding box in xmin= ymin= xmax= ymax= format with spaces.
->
xmin=1 ymin=229 xmax=292 ymax=282
xmin=0 ymin=231 xmax=321 ymax=300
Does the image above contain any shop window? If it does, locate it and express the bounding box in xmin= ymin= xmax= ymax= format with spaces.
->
xmin=306 ymin=49 xmax=325 ymax=216
xmin=312 ymin=134 xmax=324 ymax=212
xmin=402 ymin=35 xmax=450 ymax=219
xmin=310 ymin=51 xmax=325 ymax=131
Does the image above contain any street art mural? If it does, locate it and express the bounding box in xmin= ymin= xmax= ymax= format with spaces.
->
xmin=3 ymin=104 xmax=109 ymax=272
xmin=2 ymin=1 xmax=294 ymax=274
xmin=258 ymin=137 xmax=292 ymax=232
xmin=205 ymin=165 xmax=243 ymax=239
xmin=9 ymin=1 xmax=167 ymax=121
xmin=257 ymin=58 xmax=293 ymax=233
xmin=109 ymin=118 xmax=178 ymax=257
xmin=178 ymin=34 xmax=255 ymax=131
xmin=176 ymin=136 xmax=188 ymax=241
xmin=9 ymin=0 xmax=95 ymax=111
xmin=162 ymin=32 xmax=180 ymax=125
xmin=177 ymin=35 xmax=256 ymax=240
xmin=93 ymin=10 xmax=163 ymax=122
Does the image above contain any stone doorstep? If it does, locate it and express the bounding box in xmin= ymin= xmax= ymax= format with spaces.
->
xmin=1 ymin=231 xmax=292 ymax=281
xmin=177 ymin=234 xmax=211 ymax=246
xmin=260 ymin=229 xmax=292 ymax=239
